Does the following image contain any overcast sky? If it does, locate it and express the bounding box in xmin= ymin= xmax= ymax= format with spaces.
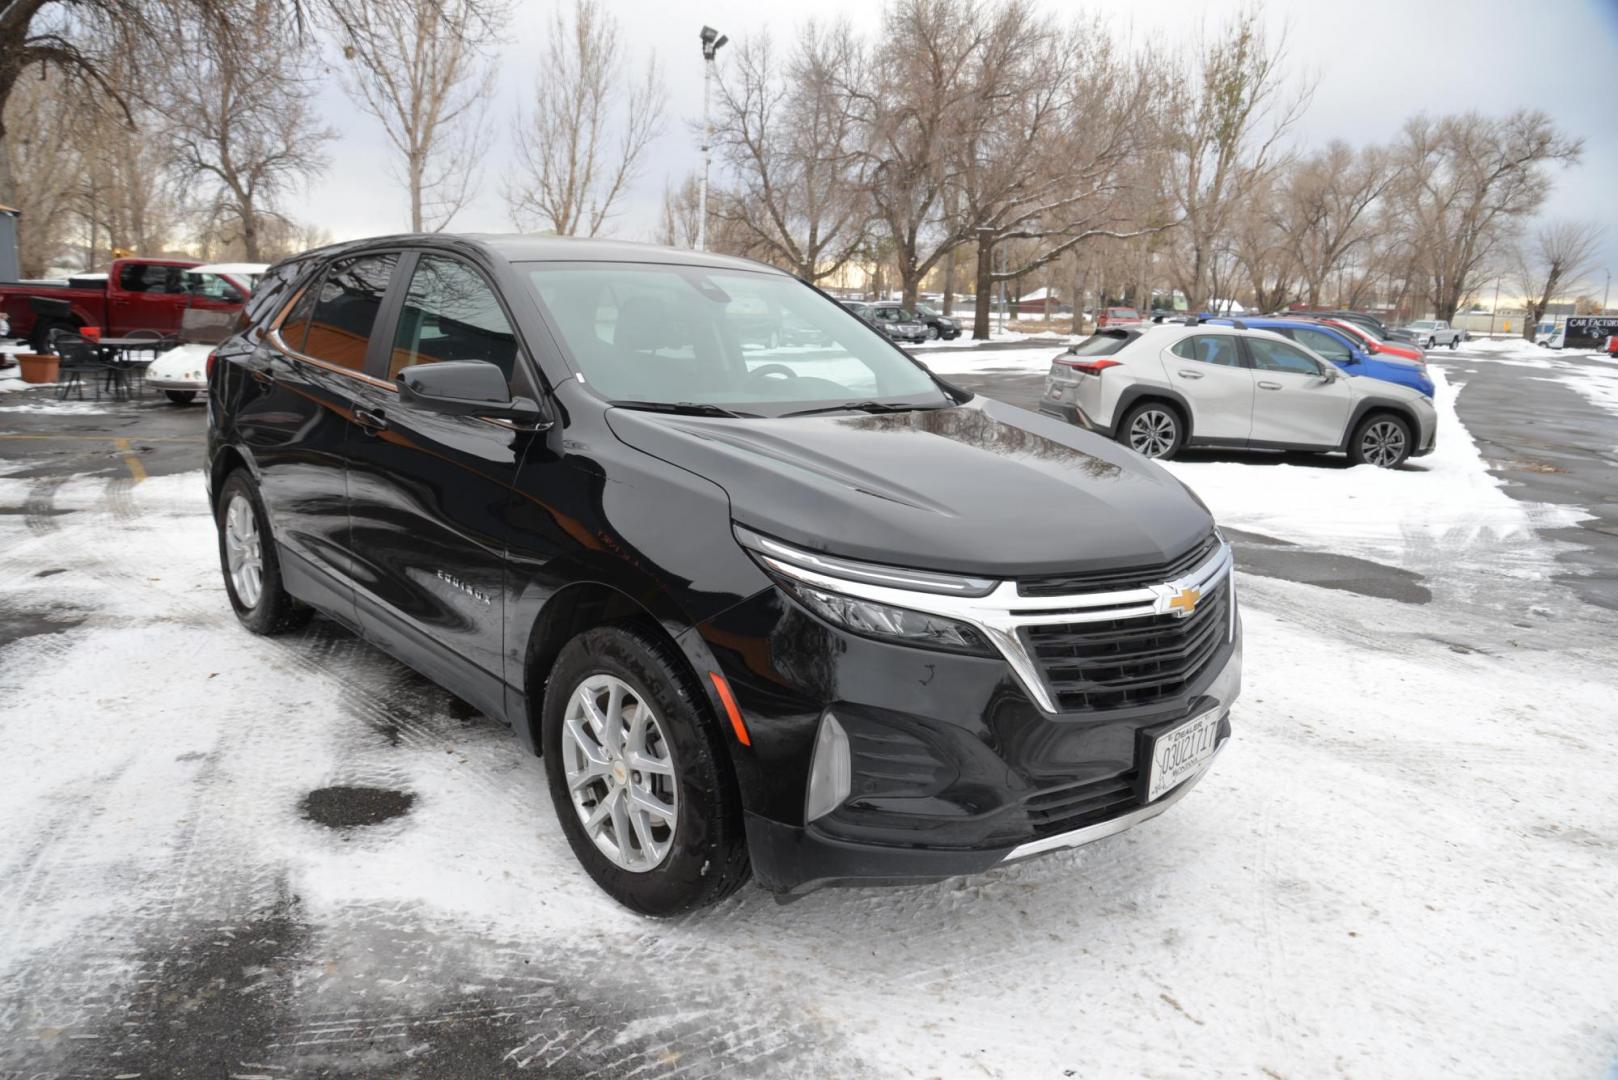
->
xmin=302 ymin=0 xmax=1618 ymax=300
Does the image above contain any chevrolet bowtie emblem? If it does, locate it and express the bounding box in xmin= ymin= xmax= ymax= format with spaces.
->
xmin=1166 ymin=586 xmax=1201 ymax=617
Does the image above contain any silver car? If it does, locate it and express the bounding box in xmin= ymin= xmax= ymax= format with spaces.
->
xmin=1040 ymin=321 xmax=1438 ymax=468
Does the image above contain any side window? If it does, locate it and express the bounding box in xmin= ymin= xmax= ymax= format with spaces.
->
xmin=1170 ymin=334 xmax=1241 ymax=367
xmin=1247 ymin=338 xmax=1323 ymax=376
xmin=301 ymin=253 xmax=398 ymax=371
xmin=118 ymin=263 xmax=184 ymax=294
xmin=388 ymin=255 xmax=519 ymax=385
xmin=1293 ymin=327 xmax=1351 ymax=361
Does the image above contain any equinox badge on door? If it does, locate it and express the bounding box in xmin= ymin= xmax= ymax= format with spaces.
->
xmin=436 ymin=570 xmax=492 ymax=606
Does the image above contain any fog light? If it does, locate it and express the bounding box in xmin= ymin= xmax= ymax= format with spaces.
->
xmin=805 ymin=712 xmax=851 ymax=823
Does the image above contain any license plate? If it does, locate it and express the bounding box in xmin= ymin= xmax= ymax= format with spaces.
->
xmin=1146 ymin=709 xmax=1221 ymax=802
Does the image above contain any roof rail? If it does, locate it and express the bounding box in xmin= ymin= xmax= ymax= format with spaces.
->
xmin=1228 ymin=319 xmax=1248 ymax=330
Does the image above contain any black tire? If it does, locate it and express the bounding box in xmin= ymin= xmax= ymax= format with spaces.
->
xmin=1116 ymin=400 xmax=1186 ymax=460
xmin=1448 ymin=337 xmax=1459 ymax=350
xmin=543 ymin=625 xmax=749 ymax=915
xmin=1348 ymin=412 xmax=1413 ymax=469
xmin=1425 ymin=337 xmax=1435 ymax=349
xmin=165 ymin=390 xmax=198 ymax=404
xmin=215 ymin=470 xmax=312 ymax=635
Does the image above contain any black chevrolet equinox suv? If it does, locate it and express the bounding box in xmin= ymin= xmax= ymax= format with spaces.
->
xmin=207 ymin=235 xmax=1241 ymax=914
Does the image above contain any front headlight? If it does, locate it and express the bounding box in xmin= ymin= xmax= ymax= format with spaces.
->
xmin=735 ymin=525 xmax=996 ymax=655
xmin=785 ymin=582 xmax=991 ymax=654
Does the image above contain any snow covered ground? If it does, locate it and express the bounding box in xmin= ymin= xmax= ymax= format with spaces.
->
xmin=1 ymin=364 xmax=1616 ymax=1076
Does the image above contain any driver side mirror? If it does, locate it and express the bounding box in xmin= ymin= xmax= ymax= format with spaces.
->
xmin=397 ymin=360 xmax=553 ymax=428
xmin=1317 ymin=364 xmax=1341 ymax=382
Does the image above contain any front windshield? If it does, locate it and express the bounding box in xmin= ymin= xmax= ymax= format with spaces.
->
xmin=524 ymin=263 xmax=950 ymax=416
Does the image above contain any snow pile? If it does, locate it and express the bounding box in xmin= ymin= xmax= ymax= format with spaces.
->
xmin=1160 ymin=366 xmax=1589 ymax=583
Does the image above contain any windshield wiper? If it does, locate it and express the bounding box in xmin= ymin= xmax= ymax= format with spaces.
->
xmin=781 ymin=400 xmax=940 ymax=418
xmin=611 ymin=400 xmax=757 ymax=418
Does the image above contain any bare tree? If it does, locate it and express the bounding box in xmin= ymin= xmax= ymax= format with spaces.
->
xmin=1391 ymin=110 xmax=1582 ymax=320
xmin=659 ymin=173 xmax=701 ymax=249
xmin=1283 ymin=141 xmax=1394 ymax=306
xmin=335 ymin=0 xmax=503 ymax=232
xmin=1161 ymin=8 xmax=1310 ymax=311
xmin=961 ymin=22 xmax=1161 ymax=338
xmin=504 ymin=0 xmax=662 ymax=237
xmin=1 ymin=61 xmax=81 ymax=274
xmin=1230 ymin=173 xmax=1298 ymax=312
xmin=162 ymin=0 xmax=332 ymax=260
xmin=1512 ymin=220 xmax=1603 ymax=338
xmin=849 ymin=0 xmax=1015 ymax=308
xmin=711 ymin=25 xmax=871 ymax=281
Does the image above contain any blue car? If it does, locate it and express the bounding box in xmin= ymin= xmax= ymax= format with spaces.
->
xmin=1208 ymin=317 xmax=1435 ymax=398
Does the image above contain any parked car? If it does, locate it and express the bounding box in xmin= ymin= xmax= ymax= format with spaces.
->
xmin=861 ymin=302 xmax=930 ymax=343
xmin=1208 ymin=317 xmax=1434 ymax=398
xmin=0 ymin=256 xmax=205 ymax=351
xmin=1400 ymin=319 xmax=1465 ymax=349
xmin=1040 ymin=322 xmax=1437 ymax=468
xmin=1284 ymin=309 xmax=1415 ymax=345
xmin=911 ymin=302 xmax=963 ymax=340
xmin=1096 ymin=306 xmax=1143 ymax=329
xmin=1313 ymin=318 xmax=1428 ymax=364
xmin=146 ymin=263 xmax=269 ymax=404
xmin=208 ymin=235 xmax=1240 ymax=913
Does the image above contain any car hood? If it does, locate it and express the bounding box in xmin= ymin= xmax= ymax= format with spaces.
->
xmin=604 ymin=397 xmax=1214 ymax=578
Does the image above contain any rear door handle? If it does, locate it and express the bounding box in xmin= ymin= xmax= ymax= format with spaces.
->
xmin=355 ymin=407 xmax=389 ymax=434
xmin=1177 ymin=370 xmax=1204 ymax=380
xmin=1257 ymin=381 xmax=1282 ymax=390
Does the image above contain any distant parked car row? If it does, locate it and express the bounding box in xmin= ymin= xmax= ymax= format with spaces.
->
xmin=1042 ymin=316 xmax=1437 ymax=469
xmin=839 ymin=300 xmax=961 ymax=343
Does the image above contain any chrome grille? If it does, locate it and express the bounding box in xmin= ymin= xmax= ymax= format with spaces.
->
xmin=1020 ymin=580 xmax=1229 ymax=711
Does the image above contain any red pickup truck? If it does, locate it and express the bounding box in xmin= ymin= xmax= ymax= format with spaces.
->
xmin=0 ymin=257 xmax=206 ymax=351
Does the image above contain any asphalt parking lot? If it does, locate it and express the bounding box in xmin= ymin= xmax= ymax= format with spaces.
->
xmin=2 ymin=344 xmax=1616 ymax=1078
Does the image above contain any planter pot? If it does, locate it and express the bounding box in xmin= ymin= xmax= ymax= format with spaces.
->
xmin=18 ymin=353 xmax=59 ymax=384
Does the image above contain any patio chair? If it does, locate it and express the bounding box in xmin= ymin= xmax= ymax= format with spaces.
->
xmin=54 ymin=336 xmax=107 ymax=401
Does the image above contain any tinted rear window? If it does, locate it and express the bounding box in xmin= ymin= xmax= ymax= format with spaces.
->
xmin=1068 ymin=332 xmax=1132 ymax=357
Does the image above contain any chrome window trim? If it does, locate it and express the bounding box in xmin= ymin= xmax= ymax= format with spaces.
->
xmin=744 ymin=531 xmax=1235 ymax=713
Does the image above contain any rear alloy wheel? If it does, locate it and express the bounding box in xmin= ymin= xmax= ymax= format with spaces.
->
xmin=1349 ymin=413 xmax=1412 ymax=468
xmin=543 ymin=626 xmax=749 ymax=915
xmin=1118 ymin=402 xmax=1184 ymax=460
xmin=216 ymin=470 xmax=313 ymax=635
xmin=1448 ymin=338 xmax=1459 ymax=350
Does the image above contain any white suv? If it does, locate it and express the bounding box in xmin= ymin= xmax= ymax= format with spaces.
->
xmin=1040 ymin=321 xmax=1438 ymax=468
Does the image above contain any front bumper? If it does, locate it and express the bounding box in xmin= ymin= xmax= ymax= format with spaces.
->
xmin=697 ymin=562 xmax=1242 ymax=895
xmin=746 ymin=733 xmax=1229 ymax=894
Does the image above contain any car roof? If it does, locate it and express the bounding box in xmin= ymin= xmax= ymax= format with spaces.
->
xmin=189 ymin=262 xmax=270 ymax=275
xmin=292 ymin=232 xmax=783 ymax=276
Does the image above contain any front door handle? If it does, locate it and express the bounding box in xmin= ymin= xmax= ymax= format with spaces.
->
xmin=355 ymin=407 xmax=389 ymax=434
xmin=1257 ymin=381 xmax=1282 ymax=390
xmin=1177 ymin=370 xmax=1204 ymax=380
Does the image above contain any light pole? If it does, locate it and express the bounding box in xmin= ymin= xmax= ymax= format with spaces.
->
xmin=1604 ymin=268 xmax=1611 ymax=315
xmin=697 ymin=25 xmax=728 ymax=253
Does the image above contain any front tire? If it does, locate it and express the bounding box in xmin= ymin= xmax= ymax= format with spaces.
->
xmin=216 ymin=470 xmax=312 ymax=635
xmin=1117 ymin=401 xmax=1185 ymax=460
xmin=1349 ymin=413 xmax=1412 ymax=468
xmin=543 ymin=626 xmax=750 ymax=915
xmin=165 ymin=390 xmax=198 ymax=404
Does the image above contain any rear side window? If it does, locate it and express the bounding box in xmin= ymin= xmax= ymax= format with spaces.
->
xmin=1171 ymin=335 xmax=1241 ymax=367
xmin=298 ymin=253 xmax=398 ymax=371
xmin=237 ymin=259 xmax=308 ymax=334
xmin=388 ymin=255 xmax=519 ymax=386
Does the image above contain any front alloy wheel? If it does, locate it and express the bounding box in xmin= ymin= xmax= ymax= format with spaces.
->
xmin=1350 ymin=414 xmax=1412 ymax=468
xmin=560 ymin=674 xmax=678 ymax=872
xmin=542 ymin=626 xmax=750 ymax=914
